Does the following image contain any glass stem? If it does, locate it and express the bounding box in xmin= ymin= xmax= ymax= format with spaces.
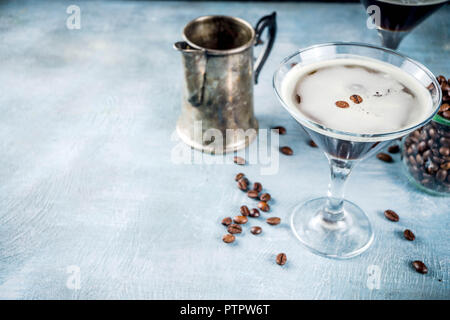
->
xmin=323 ymin=158 xmax=354 ymax=222
xmin=377 ymin=29 xmax=407 ymax=50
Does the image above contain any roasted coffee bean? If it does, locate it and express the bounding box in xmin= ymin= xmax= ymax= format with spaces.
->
xmin=227 ymin=224 xmax=242 ymax=234
xmin=280 ymin=146 xmax=293 ymax=155
xmin=416 ymin=154 xmax=424 ymax=166
xmin=384 ymin=209 xmax=399 ymax=222
xmin=408 ymin=155 xmax=417 ymax=166
xmin=350 ymin=94 xmax=363 ymax=104
xmin=276 ymin=253 xmax=287 ymax=266
xmin=233 ymin=216 xmax=248 ymax=224
xmin=247 ymin=190 xmax=259 ymax=199
xmin=403 ymin=229 xmax=415 ymax=241
xmin=233 ymin=156 xmax=246 ymax=165
xmin=442 ymin=111 xmax=450 ymax=119
xmin=377 ymin=153 xmax=393 ymax=163
xmin=222 ymin=217 xmax=232 ymax=226
xmin=251 ymin=226 xmax=262 ymax=235
xmin=259 ymin=193 xmax=271 ymax=202
xmin=441 ymin=162 xmax=450 ymax=170
xmin=266 ymin=217 xmax=281 ymax=225
xmin=258 ymin=201 xmax=270 ymax=212
xmin=388 ymin=145 xmax=399 ymax=154
xmin=222 ymin=234 xmax=235 ymax=243
xmin=237 ymin=178 xmax=248 ymax=191
xmin=426 ymin=161 xmax=439 ymax=174
xmin=437 ymin=75 xmax=446 ymax=85
xmin=439 ymin=146 xmax=450 ymax=156
xmin=423 ymin=150 xmax=432 ymax=160
xmin=295 ymin=94 xmax=301 ymax=104
xmin=235 ymin=172 xmax=245 ymax=181
xmin=240 ymin=205 xmax=250 ymax=216
xmin=418 ymin=141 xmax=428 ymax=153
xmin=309 ymin=140 xmax=318 ymax=148
xmin=335 ymin=100 xmax=349 ymax=108
xmin=412 ymin=260 xmax=428 ymax=274
xmin=249 ymin=208 xmax=260 ymax=218
xmin=253 ymin=182 xmax=263 ymax=192
xmin=428 ymin=127 xmax=437 ymax=138
xmin=272 ymin=126 xmax=286 ymax=135
xmin=436 ymin=169 xmax=448 ymax=182
xmin=439 ymin=103 xmax=450 ymax=113
xmin=440 ymin=137 xmax=450 ymax=147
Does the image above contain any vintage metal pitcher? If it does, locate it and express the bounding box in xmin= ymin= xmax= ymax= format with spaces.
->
xmin=174 ymin=13 xmax=276 ymax=154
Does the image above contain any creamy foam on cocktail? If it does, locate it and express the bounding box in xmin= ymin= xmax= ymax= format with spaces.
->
xmin=281 ymin=57 xmax=433 ymax=135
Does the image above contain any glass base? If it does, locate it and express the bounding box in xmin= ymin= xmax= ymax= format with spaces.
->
xmin=290 ymin=197 xmax=374 ymax=259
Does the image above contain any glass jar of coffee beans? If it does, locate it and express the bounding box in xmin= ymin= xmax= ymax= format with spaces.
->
xmin=402 ymin=75 xmax=450 ymax=196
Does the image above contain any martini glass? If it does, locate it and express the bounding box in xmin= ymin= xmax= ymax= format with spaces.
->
xmin=361 ymin=0 xmax=448 ymax=50
xmin=273 ymin=43 xmax=442 ymax=259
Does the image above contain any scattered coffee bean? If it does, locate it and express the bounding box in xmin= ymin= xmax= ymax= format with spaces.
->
xmin=223 ymin=234 xmax=235 ymax=243
xmin=272 ymin=126 xmax=286 ymax=135
xmin=247 ymin=190 xmax=259 ymax=199
xmin=290 ymin=62 xmax=297 ymax=68
xmin=233 ymin=216 xmax=248 ymax=224
xmin=377 ymin=152 xmax=393 ymax=163
xmin=258 ymin=201 xmax=270 ymax=212
xmin=437 ymin=75 xmax=446 ymax=85
xmin=384 ymin=209 xmax=399 ymax=222
xmin=237 ymin=178 xmax=248 ymax=191
xmin=227 ymin=224 xmax=242 ymax=234
xmin=280 ymin=146 xmax=293 ymax=155
xmin=350 ymin=94 xmax=363 ymax=104
xmin=259 ymin=193 xmax=271 ymax=202
xmin=308 ymin=140 xmax=317 ymax=148
xmin=233 ymin=156 xmax=246 ymax=165
xmin=335 ymin=101 xmax=350 ymax=108
xmin=251 ymin=226 xmax=262 ymax=235
xmin=296 ymin=94 xmax=301 ymax=104
xmin=235 ymin=172 xmax=245 ymax=181
xmin=266 ymin=217 xmax=281 ymax=225
xmin=249 ymin=208 xmax=260 ymax=218
xmin=253 ymin=182 xmax=263 ymax=192
xmin=412 ymin=260 xmax=428 ymax=274
xmin=403 ymin=229 xmax=415 ymax=241
xmin=221 ymin=217 xmax=232 ymax=226
xmin=388 ymin=145 xmax=400 ymax=154
xmin=240 ymin=205 xmax=250 ymax=216
xmin=276 ymin=253 xmax=287 ymax=266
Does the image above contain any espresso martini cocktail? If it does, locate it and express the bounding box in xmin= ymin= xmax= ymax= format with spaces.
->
xmin=273 ymin=43 xmax=442 ymax=258
xmin=281 ymin=58 xmax=433 ymax=136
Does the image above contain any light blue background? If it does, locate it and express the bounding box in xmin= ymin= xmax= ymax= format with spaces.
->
xmin=0 ymin=0 xmax=448 ymax=299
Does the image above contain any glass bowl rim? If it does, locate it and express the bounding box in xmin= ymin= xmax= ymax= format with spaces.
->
xmin=273 ymin=41 xmax=443 ymax=141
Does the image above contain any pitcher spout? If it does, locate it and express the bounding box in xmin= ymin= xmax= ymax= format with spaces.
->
xmin=173 ymin=41 xmax=207 ymax=107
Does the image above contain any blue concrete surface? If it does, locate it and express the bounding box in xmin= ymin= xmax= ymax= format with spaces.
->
xmin=0 ymin=0 xmax=448 ymax=299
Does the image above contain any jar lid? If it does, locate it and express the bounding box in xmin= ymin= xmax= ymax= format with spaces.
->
xmin=433 ymin=113 xmax=450 ymax=126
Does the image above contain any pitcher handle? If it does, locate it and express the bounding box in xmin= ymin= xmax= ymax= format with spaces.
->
xmin=253 ymin=12 xmax=277 ymax=85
